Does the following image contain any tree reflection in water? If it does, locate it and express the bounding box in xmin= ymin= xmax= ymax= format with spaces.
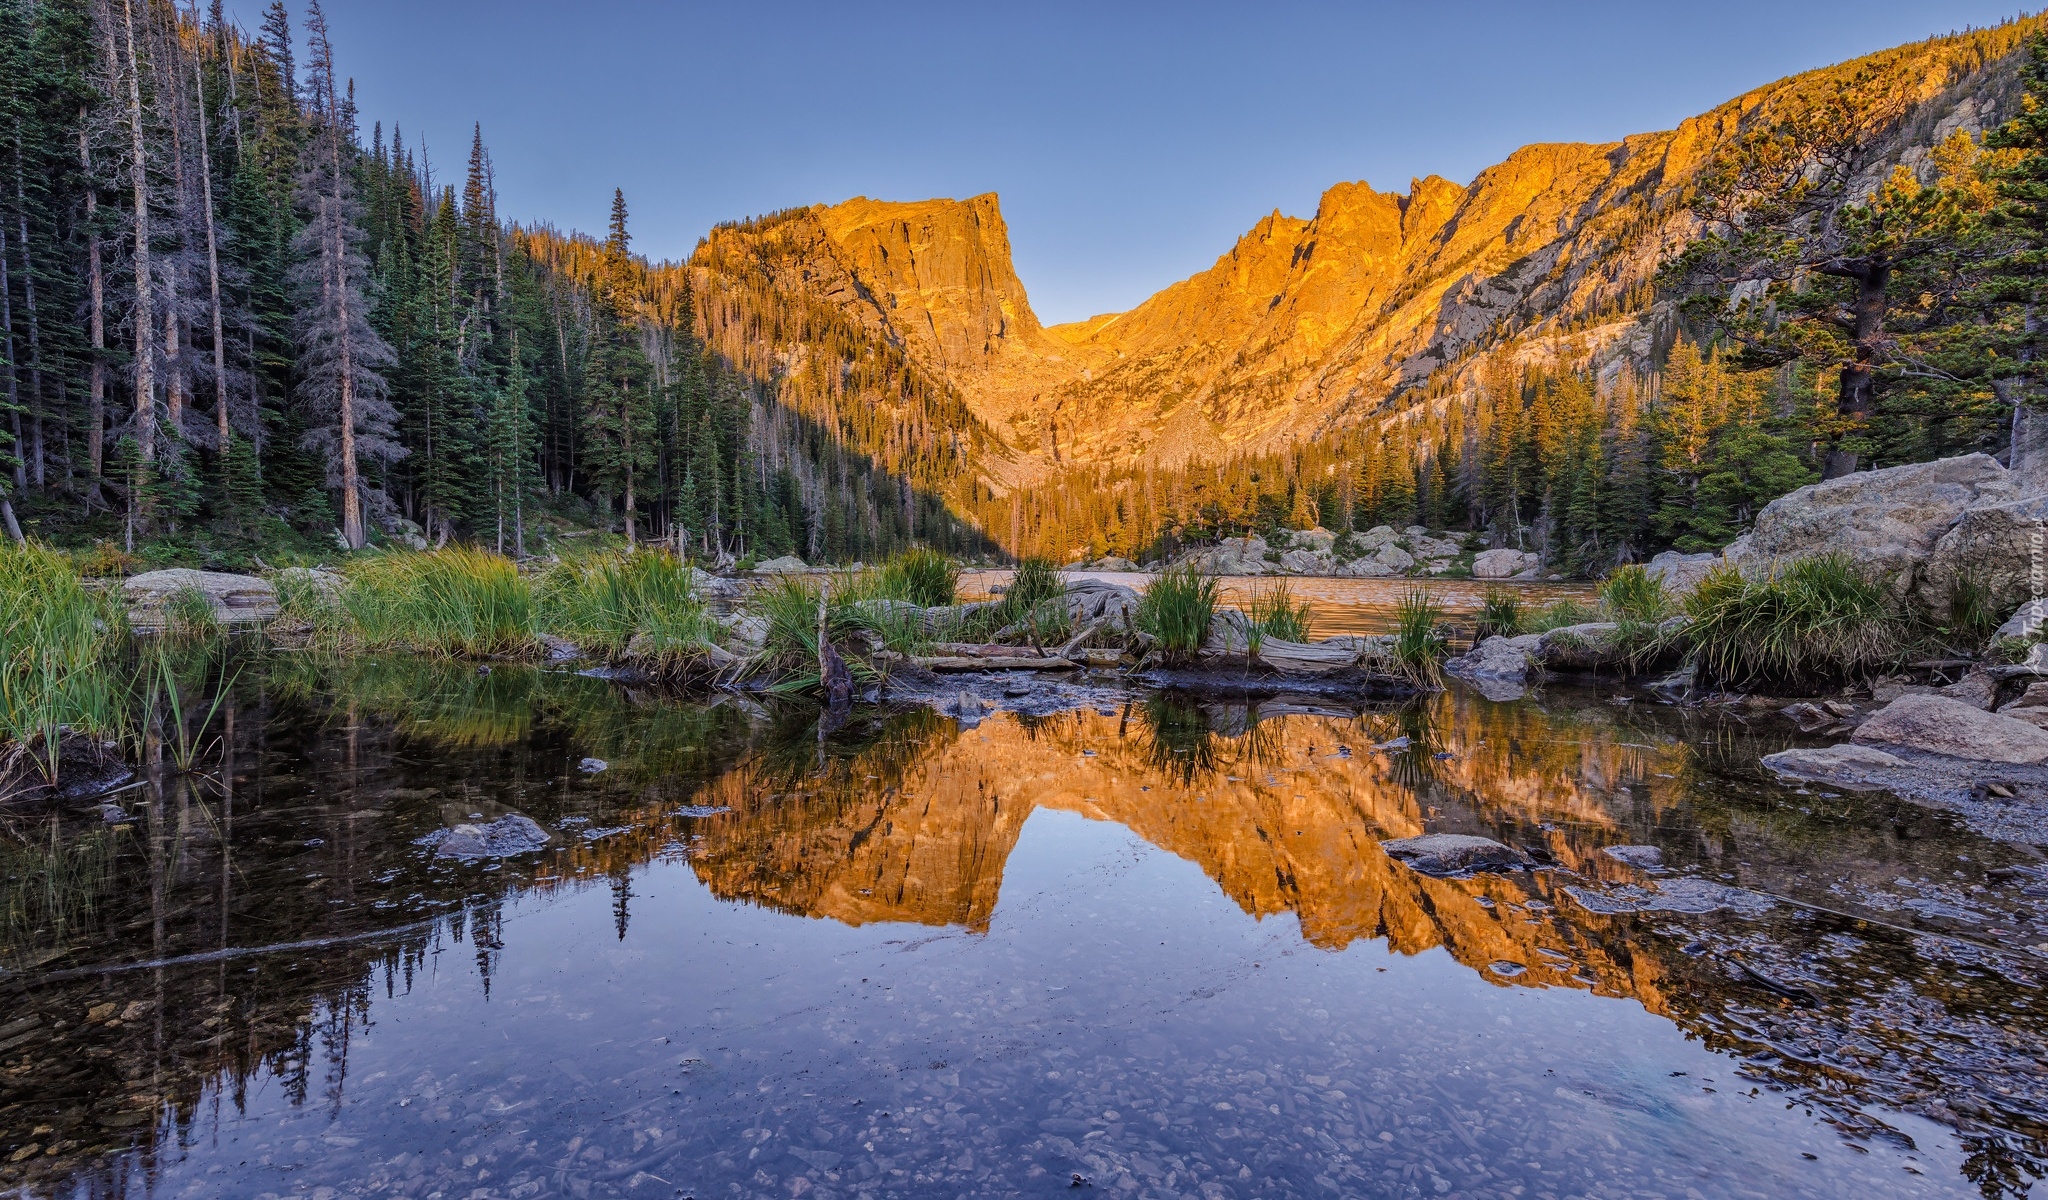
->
xmin=1 ymin=655 xmax=2044 ymax=1196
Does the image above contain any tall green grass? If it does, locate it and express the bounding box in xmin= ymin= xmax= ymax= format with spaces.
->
xmin=1137 ymin=564 xmax=1220 ymax=663
xmin=161 ymin=586 xmax=223 ymax=642
xmin=752 ymin=575 xmax=885 ymax=693
xmin=1475 ymin=588 xmax=1522 ymax=640
xmin=876 ymin=548 xmax=959 ymax=608
xmin=1683 ymin=555 xmax=1901 ymax=687
xmin=1946 ymin=574 xmax=1999 ymax=641
xmin=1392 ymin=590 xmax=1449 ymax=682
xmin=1599 ymin=564 xmax=1669 ymax=623
xmin=1247 ymin=580 xmax=1314 ymax=643
xmin=339 ymin=548 xmax=538 ymax=656
xmin=0 ymin=542 xmax=127 ymax=788
xmin=988 ymin=556 xmax=1071 ymax=643
xmin=540 ymin=551 xmax=721 ymax=669
xmin=1523 ymin=597 xmax=1599 ymax=633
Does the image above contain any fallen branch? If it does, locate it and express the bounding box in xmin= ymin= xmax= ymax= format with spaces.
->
xmin=911 ymin=655 xmax=1079 ymax=672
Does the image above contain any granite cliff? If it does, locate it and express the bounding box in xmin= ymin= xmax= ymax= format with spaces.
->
xmin=688 ymin=18 xmax=2044 ymax=491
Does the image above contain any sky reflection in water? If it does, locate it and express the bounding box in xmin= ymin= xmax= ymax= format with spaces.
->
xmin=3 ymin=657 xmax=2044 ymax=1199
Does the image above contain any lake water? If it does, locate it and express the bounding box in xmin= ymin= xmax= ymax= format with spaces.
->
xmin=958 ymin=571 xmax=1599 ymax=638
xmin=4 ymin=586 xmax=2046 ymax=1199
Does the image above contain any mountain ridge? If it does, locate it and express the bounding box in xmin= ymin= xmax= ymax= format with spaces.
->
xmin=691 ymin=15 xmax=2048 ymax=494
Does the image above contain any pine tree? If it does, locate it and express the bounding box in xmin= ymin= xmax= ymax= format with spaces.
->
xmin=291 ymin=0 xmax=400 ymax=546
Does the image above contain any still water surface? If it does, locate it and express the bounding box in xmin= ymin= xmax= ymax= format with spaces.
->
xmin=4 ymin=607 xmax=2046 ymax=1198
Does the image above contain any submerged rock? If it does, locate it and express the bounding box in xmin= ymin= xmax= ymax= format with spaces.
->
xmin=430 ymin=814 xmax=552 ymax=860
xmin=1380 ymin=834 xmax=1528 ymax=877
xmin=1564 ymin=877 xmax=1774 ymax=916
xmin=1852 ymin=694 xmax=2048 ymax=764
xmin=1763 ymin=743 xmax=1918 ymax=789
xmin=1601 ymin=844 xmax=1665 ymax=869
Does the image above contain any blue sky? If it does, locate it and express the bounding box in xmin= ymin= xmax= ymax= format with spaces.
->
xmin=258 ymin=2 xmax=2029 ymax=324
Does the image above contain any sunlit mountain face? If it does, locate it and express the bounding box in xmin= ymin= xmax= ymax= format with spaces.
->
xmin=4 ymin=657 xmax=2044 ymax=1198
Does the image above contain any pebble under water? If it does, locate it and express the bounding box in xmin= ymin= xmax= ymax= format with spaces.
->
xmin=2 ymin=654 xmax=2046 ymax=1199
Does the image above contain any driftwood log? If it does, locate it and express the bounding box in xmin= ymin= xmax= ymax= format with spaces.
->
xmin=911 ymin=656 xmax=1078 ymax=672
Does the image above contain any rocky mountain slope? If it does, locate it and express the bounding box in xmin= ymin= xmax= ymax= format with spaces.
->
xmin=690 ymin=17 xmax=2045 ymax=492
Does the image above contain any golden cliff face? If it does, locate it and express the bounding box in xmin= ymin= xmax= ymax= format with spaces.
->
xmin=809 ymin=194 xmax=1090 ymax=425
xmin=693 ymin=19 xmax=2041 ymax=484
xmin=677 ymin=697 xmax=1699 ymax=1016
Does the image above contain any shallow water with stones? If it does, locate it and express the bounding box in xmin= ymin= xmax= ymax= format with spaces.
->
xmin=3 ymin=638 xmax=2047 ymax=1198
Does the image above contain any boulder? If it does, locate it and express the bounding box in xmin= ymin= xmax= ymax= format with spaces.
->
xmin=1644 ymin=550 xmax=1720 ymax=596
xmin=1082 ymin=556 xmax=1141 ymax=573
xmin=1065 ymin=578 xmax=1142 ymax=625
xmin=272 ymin=566 xmax=345 ymax=602
xmin=1187 ymin=536 xmax=1271 ymax=575
xmin=1380 ymin=834 xmax=1528 ymax=877
xmin=1996 ymin=598 xmax=2048 ymax=643
xmin=1472 ymin=548 xmax=1541 ymax=579
xmin=1445 ymin=633 xmax=1544 ymax=701
xmin=1938 ymin=668 xmax=1998 ymax=711
xmin=1445 ymin=633 xmax=1544 ymax=694
xmin=1763 ymin=742 xmax=1917 ymax=791
xmin=1724 ymin=453 xmax=2013 ymax=590
xmin=1335 ymin=557 xmax=1399 ymax=578
xmin=124 ymin=568 xmax=277 ymax=629
xmin=382 ymin=516 xmax=430 ymax=550
xmin=1409 ymin=534 xmax=1464 ymax=562
xmin=752 ymin=555 xmax=810 ymax=574
xmin=1918 ymin=491 xmax=2048 ymax=619
xmin=687 ymin=567 xmax=744 ymax=599
xmin=1286 ymin=527 xmax=1337 ymax=555
xmin=1852 ymin=693 xmax=2048 ymax=764
xmin=1278 ymin=548 xmax=1333 ymax=575
xmin=718 ymin=612 xmax=769 ymax=655
xmin=2003 ymin=707 xmax=2048 ymax=732
xmin=1350 ymin=526 xmax=1398 ymax=552
xmin=1371 ymin=543 xmax=1416 ymax=573
xmin=431 ymin=814 xmax=552 ymax=860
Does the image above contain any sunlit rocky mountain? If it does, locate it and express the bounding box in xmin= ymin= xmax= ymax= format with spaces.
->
xmin=689 ymin=19 xmax=2040 ymax=491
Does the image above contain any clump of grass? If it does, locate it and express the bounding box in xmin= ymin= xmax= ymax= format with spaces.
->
xmin=340 ymin=547 xmax=537 ymax=657
xmin=1524 ymin=597 xmax=1599 ymax=633
xmin=989 ymin=556 xmax=1071 ymax=644
xmin=877 ymin=548 xmax=959 ymax=608
xmin=1247 ymin=580 xmax=1314 ymax=643
xmin=1391 ymin=590 xmax=1449 ymax=682
xmin=1475 ymin=587 xmax=1523 ymax=640
xmin=0 ymin=542 xmax=127 ymax=789
xmin=1137 ymin=564 xmax=1220 ymax=663
xmin=160 ymin=586 xmax=222 ymax=642
xmin=540 ymin=551 xmax=722 ymax=670
xmin=1683 ymin=554 xmax=1902 ymax=687
xmin=1946 ymin=574 xmax=1999 ymax=641
xmin=1003 ymin=557 xmax=1065 ymax=613
xmin=1599 ymin=564 xmax=1669 ymax=623
xmin=751 ymin=575 xmax=880 ymax=693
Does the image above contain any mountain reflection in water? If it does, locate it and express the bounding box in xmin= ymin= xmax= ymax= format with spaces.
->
xmin=2 ymin=657 xmax=2045 ymax=1198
